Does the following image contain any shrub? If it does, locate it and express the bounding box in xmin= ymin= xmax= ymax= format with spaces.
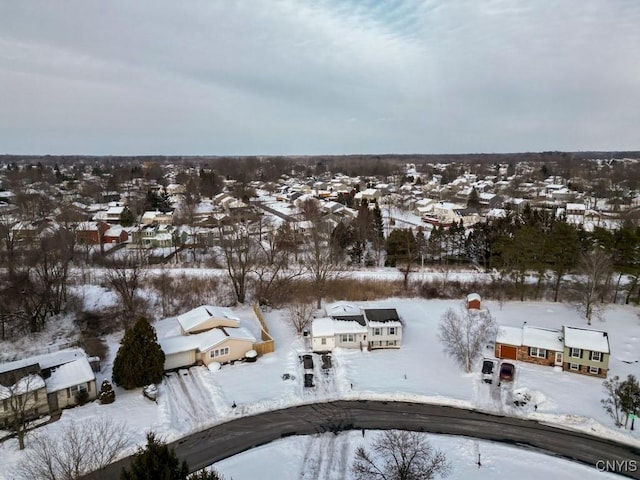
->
xmin=99 ymin=380 xmax=116 ymax=404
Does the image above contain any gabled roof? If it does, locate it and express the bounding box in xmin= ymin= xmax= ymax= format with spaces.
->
xmin=563 ymin=326 xmax=610 ymax=353
xmin=176 ymin=305 xmax=240 ymax=333
xmin=522 ymin=326 xmax=563 ymax=351
xmin=45 ymin=357 xmax=95 ymax=392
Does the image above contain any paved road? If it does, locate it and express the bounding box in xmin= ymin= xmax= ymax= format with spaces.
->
xmin=86 ymin=400 xmax=640 ymax=479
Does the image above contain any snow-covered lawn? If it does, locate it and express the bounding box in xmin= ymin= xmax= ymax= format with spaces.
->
xmin=1 ymin=297 xmax=639 ymax=478
xmin=213 ymin=431 xmax=624 ymax=480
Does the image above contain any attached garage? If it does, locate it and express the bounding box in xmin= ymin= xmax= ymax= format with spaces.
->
xmin=159 ymin=336 xmax=198 ymax=371
xmin=494 ymin=325 xmax=522 ymax=361
xmin=498 ymin=345 xmax=518 ymax=360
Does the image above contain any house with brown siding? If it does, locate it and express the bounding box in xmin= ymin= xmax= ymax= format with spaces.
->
xmin=495 ymin=324 xmax=609 ymax=378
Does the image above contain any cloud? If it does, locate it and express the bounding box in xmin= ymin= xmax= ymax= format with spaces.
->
xmin=0 ymin=0 xmax=638 ymax=154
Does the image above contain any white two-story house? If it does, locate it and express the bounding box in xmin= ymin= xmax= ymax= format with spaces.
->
xmin=311 ymin=302 xmax=403 ymax=352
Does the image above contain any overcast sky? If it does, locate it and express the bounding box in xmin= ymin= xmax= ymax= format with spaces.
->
xmin=0 ymin=0 xmax=639 ymax=156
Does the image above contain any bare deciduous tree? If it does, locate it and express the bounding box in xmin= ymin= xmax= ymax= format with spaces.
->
xmin=438 ymin=305 xmax=497 ymax=372
xmin=252 ymin=217 xmax=304 ymax=307
xmin=4 ymin=372 xmax=46 ymax=450
xmin=570 ymin=250 xmax=612 ymax=325
xmin=286 ymin=302 xmax=315 ymax=335
xmin=104 ymin=250 xmax=148 ymax=325
xmin=352 ymin=430 xmax=451 ymax=480
xmin=300 ymin=199 xmax=344 ymax=308
xmin=218 ymin=221 xmax=258 ymax=304
xmin=14 ymin=418 xmax=132 ymax=480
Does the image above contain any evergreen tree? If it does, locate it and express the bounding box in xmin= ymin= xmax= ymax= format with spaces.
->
xmin=113 ymin=317 xmax=165 ymax=390
xmin=120 ymin=433 xmax=189 ymax=480
xmin=120 ymin=208 xmax=136 ymax=227
xmin=99 ymin=379 xmax=116 ymax=404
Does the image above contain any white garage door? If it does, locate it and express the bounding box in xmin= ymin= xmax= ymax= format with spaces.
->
xmin=164 ymin=350 xmax=196 ymax=371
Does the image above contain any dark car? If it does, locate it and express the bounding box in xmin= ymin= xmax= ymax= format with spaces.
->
xmin=499 ymin=362 xmax=515 ymax=382
xmin=481 ymin=359 xmax=495 ymax=384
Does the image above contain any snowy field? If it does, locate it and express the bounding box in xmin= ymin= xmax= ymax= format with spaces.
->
xmin=1 ymin=295 xmax=640 ymax=478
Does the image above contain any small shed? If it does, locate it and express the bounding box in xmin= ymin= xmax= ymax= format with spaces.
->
xmin=466 ymin=293 xmax=481 ymax=310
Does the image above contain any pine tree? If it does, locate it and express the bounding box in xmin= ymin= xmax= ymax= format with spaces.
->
xmin=113 ymin=317 xmax=165 ymax=390
xmin=120 ymin=433 xmax=189 ymax=480
xmin=99 ymin=379 xmax=116 ymax=404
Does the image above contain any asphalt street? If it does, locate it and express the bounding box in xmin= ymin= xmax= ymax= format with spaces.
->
xmin=85 ymin=400 xmax=640 ymax=479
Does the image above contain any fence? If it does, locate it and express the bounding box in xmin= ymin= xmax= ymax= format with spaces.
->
xmin=252 ymin=303 xmax=275 ymax=355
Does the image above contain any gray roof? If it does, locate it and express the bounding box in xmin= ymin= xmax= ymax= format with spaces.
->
xmin=364 ymin=309 xmax=400 ymax=323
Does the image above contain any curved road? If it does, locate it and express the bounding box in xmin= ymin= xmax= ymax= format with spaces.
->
xmin=87 ymin=400 xmax=640 ymax=479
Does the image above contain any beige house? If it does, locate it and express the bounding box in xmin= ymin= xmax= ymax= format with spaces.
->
xmin=160 ymin=305 xmax=258 ymax=370
xmin=0 ymin=366 xmax=48 ymax=428
xmin=45 ymin=357 xmax=97 ymax=410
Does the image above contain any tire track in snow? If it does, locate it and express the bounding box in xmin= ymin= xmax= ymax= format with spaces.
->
xmin=161 ymin=369 xmax=221 ymax=434
xmin=299 ymin=433 xmax=348 ymax=480
xmin=189 ymin=366 xmax=229 ymax=416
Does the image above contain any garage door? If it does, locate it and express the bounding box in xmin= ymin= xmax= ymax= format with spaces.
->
xmin=499 ymin=345 xmax=518 ymax=360
xmin=164 ymin=350 xmax=196 ymax=371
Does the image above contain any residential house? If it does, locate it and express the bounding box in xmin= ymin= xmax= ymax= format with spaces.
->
xmin=0 ymin=365 xmax=47 ymax=428
xmin=103 ymin=226 xmax=128 ymax=244
xmin=75 ymin=222 xmax=109 ymax=245
xmin=159 ymin=305 xmax=258 ymax=370
xmin=0 ymin=349 xmax=97 ymax=428
xmin=45 ymin=357 xmax=97 ymax=410
xmin=311 ymin=302 xmax=402 ymax=352
xmin=364 ymin=308 xmax=402 ymax=349
xmin=562 ymin=326 xmax=610 ymax=378
xmin=495 ymin=325 xmax=564 ymax=368
xmin=494 ymin=324 xmax=609 ymax=377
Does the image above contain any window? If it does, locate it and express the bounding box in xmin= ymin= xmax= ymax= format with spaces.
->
xmin=388 ymin=327 xmax=396 ymax=336
xmin=589 ymin=366 xmax=600 ymax=375
xmin=386 ymin=340 xmax=396 ymax=346
xmin=341 ymin=334 xmax=355 ymax=343
xmin=529 ymin=347 xmax=547 ymax=358
xmin=70 ymin=384 xmax=87 ymax=395
xmin=570 ymin=347 xmax=581 ymax=358
xmin=373 ymin=328 xmax=381 ymax=336
xmin=569 ymin=363 xmax=580 ymax=371
xmin=210 ymin=347 xmax=230 ymax=358
xmin=321 ymin=338 xmax=326 ymax=345
xmin=590 ymin=351 xmax=602 ymax=362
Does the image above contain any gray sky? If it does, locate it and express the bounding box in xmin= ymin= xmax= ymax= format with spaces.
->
xmin=1 ymin=0 xmax=639 ymax=156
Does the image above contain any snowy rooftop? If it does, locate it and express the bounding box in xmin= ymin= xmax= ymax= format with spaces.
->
xmin=45 ymin=357 xmax=95 ymax=392
xmin=177 ymin=305 xmax=240 ymax=333
xmin=312 ymin=317 xmax=368 ymax=337
xmin=0 ymin=348 xmax=87 ymax=374
xmin=467 ymin=293 xmax=481 ymax=302
xmin=0 ymin=374 xmax=45 ymax=399
xmin=522 ymin=326 xmax=563 ymax=351
xmin=161 ymin=327 xmax=256 ymax=354
xmin=563 ymin=326 xmax=610 ymax=353
xmin=496 ymin=326 xmax=523 ymax=346
xmin=326 ymin=302 xmax=361 ymax=318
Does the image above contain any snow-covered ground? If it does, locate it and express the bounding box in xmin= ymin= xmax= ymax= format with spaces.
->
xmin=1 ymin=296 xmax=639 ymax=478
xmin=213 ymin=431 xmax=624 ymax=480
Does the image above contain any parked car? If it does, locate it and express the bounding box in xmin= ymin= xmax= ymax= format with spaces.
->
xmin=482 ymin=359 xmax=496 ymax=384
xmin=499 ymin=362 xmax=515 ymax=382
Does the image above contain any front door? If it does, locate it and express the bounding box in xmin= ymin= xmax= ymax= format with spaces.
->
xmin=555 ymin=351 xmax=563 ymax=366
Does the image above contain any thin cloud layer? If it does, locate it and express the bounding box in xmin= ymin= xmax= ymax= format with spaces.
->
xmin=0 ymin=0 xmax=638 ymax=155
